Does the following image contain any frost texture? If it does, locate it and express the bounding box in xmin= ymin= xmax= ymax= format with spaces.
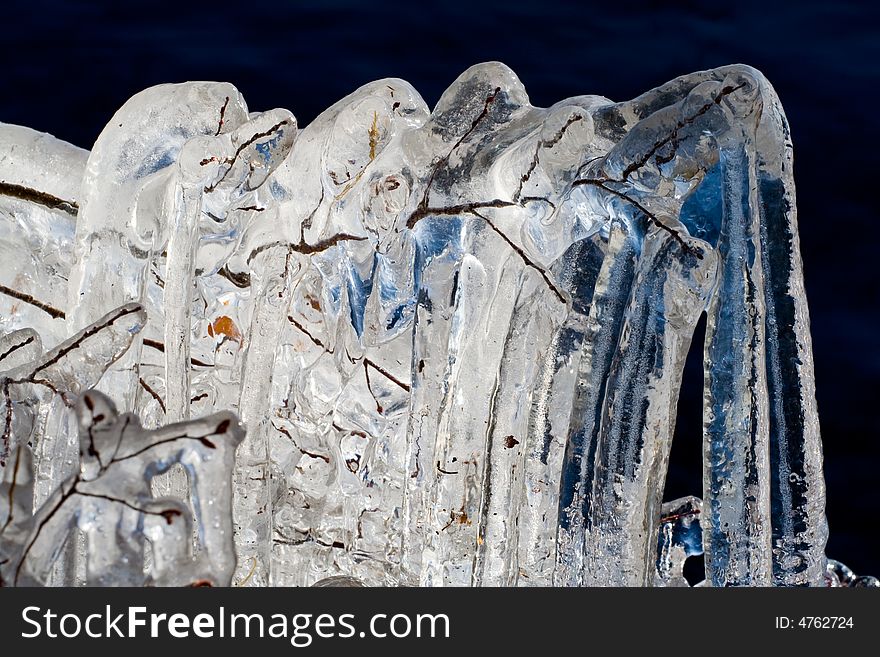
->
xmin=0 ymin=62 xmax=849 ymax=587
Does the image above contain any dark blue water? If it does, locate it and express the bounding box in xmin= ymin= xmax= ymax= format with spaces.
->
xmin=2 ymin=0 xmax=877 ymax=577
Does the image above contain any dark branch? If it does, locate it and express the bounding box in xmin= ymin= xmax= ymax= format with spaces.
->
xmin=143 ymin=338 xmax=213 ymax=368
xmin=247 ymin=233 xmax=367 ymax=266
xmin=0 ymin=181 xmax=78 ymax=216
xmin=0 ymin=285 xmax=65 ymax=319
xmin=0 ymin=335 xmax=35 ymax=365
xmin=571 ymin=178 xmax=700 ymax=258
xmin=138 ymin=377 xmax=166 ymax=414
xmin=471 ymin=210 xmax=567 ymax=304
xmin=406 ymin=199 xmax=517 ymax=229
xmin=618 ymin=83 xmax=745 ymax=182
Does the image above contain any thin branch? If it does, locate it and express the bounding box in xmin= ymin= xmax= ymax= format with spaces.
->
xmin=0 ymin=181 xmax=78 ymax=216
xmin=406 ymin=199 xmax=517 ymax=229
xmin=0 ymin=335 xmax=35 ymax=365
xmin=74 ymin=490 xmax=183 ymax=525
xmin=138 ymin=377 xmax=166 ymax=414
xmin=571 ymin=178 xmax=700 ymax=258
xmin=0 ymin=285 xmax=65 ymax=319
xmin=418 ymin=87 xmax=502 ymax=212
xmin=471 ymin=209 xmax=568 ymax=304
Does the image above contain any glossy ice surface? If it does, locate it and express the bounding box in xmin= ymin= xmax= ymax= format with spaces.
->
xmin=1 ymin=63 xmax=851 ymax=587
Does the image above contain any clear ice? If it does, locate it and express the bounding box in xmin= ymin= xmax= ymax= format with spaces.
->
xmin=0 ymin=62 xmax=860 ymax=587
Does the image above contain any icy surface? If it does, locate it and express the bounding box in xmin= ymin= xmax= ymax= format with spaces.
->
xmin=0 ymin=305 xmax=243 ymax=586
xmin=655 ymin=496 xmax=704 ymax=587
xmin=0 ymin=62 xmax=843 ymax=586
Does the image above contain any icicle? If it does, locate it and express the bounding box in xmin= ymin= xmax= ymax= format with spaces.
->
xmin=235 ymin=236 xmax=305 ymax=586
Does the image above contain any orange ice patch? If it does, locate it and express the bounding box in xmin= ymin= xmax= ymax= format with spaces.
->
xmin=208 ymin=315 xmax=242 ymax=342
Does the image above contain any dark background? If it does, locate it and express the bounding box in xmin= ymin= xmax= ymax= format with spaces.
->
xmin=1 ymin=0 xmax=877 ymax=577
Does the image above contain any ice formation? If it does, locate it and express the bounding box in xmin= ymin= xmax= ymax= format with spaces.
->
xmin=0 ymin=306 xmax=242 ymax=586
xmin=0 ymin=62 xmax=860 ymax=587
